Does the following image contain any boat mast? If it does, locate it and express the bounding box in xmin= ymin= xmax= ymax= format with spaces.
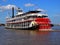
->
xmin=12 ymin=7 xmax=14 ymax=18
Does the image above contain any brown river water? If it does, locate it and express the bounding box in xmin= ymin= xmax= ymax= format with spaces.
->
xmin=0 ymin=26 xmax=60 ymax=45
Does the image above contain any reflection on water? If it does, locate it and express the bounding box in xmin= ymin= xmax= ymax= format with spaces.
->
xmin=0 ymin=26 xmax=60 ymax=45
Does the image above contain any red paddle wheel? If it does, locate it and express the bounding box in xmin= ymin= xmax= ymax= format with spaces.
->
xmin=35 ymin=18 xmax=52 ymax=31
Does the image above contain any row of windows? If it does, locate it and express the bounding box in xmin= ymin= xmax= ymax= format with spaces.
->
xmin=7 ymin=16 xmax=34 ymax=22
xmin=16 ymin=15 xmax=47 ymax=18
xmin=7 ymin=22 xmax=31 ymax=27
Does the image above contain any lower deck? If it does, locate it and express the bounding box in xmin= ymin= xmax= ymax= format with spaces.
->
xmin=5 ymin=21 xmax=52 ymax=30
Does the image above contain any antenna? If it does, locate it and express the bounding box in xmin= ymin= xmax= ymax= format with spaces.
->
xmin=8 ymin=12 xmax=11 ymax=17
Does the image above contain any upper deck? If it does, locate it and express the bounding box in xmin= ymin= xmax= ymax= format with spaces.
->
xmin=6 ymin=8 xmax=48 ymax=22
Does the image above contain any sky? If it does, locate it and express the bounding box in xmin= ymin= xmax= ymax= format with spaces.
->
xmin=0 ymin=0 xmax=60 ymax=24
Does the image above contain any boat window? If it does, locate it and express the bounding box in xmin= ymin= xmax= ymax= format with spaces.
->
xmin=27 ymin=15 xmax=37 ymax=18
xmin=37 ymin=16 xmax=48 ymax=18
xmin=37 ymin=16 xmax=42 ymax=18
xmin=42 ymin=15 xmax=48 ymax=17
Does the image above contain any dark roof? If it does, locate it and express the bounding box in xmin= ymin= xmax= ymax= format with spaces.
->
xmin=26 ymin=11 xmax=41 ymax=13
xmin=26 ymin=10 xmax=41 ymax=14
xmin=23 ymin=10 xmax=41 ymax=15
xmin=15 ymin=10 xmax=41 ymax=17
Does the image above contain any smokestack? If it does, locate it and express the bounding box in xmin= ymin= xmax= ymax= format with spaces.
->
xmin=12 ymin=7 xmax=14 ymax=18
